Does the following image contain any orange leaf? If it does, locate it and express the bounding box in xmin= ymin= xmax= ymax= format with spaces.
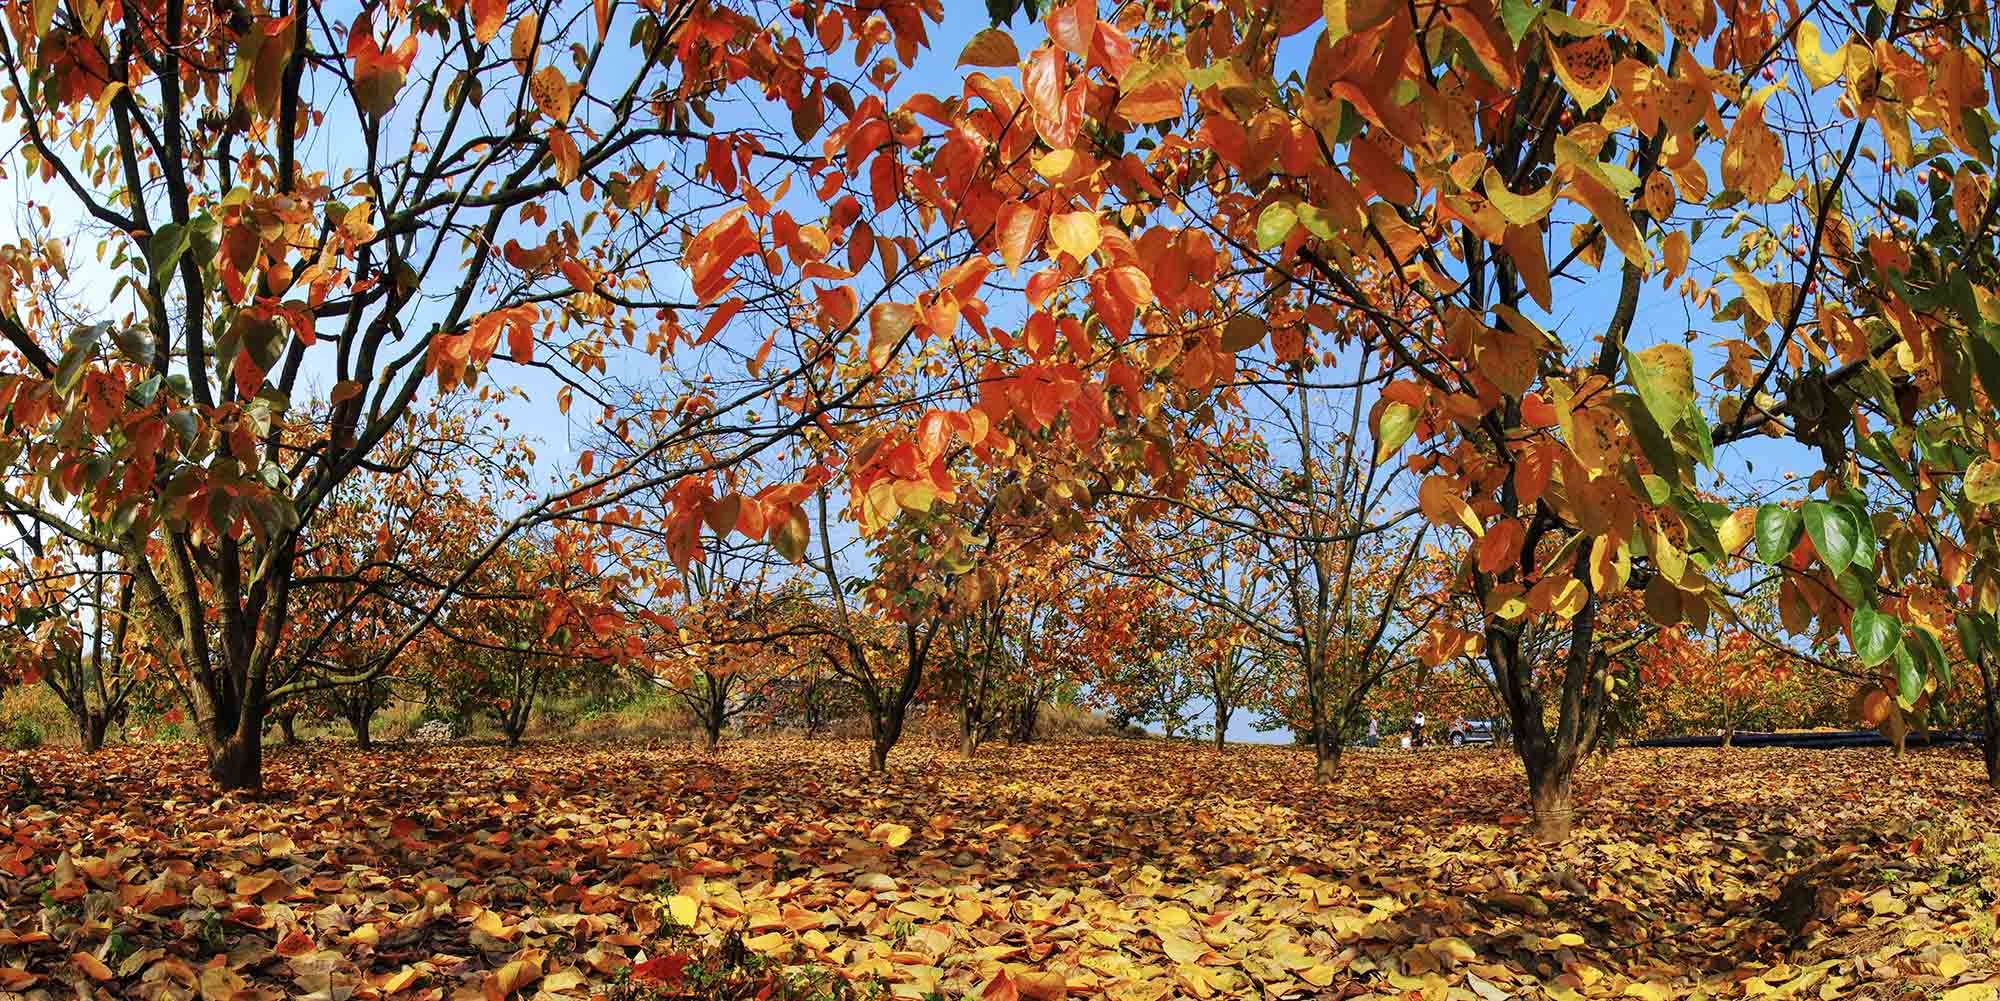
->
xmin=560 ymin=258 xmax=594 ymax=293
xmin=868 ymin=303 xmax=918 ymax=369
xmin=70 ymin=953 xmax=113 ymax=982
xmin=510 ymin=14 xmax=539 ymax=67
xmin=996 ymin=203 xmax=1043 ymax=274
xmin=958 ymin=28 xmax=1019 ymax=67
xmin=471 ymin=0 xmax=505 ymax=44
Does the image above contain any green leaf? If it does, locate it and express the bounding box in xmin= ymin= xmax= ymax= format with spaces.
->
xmin=1895 ymin=644 xmax=1921 ymax=709
xmin=1859 ymin=432 xmax=1918 ymax=494
xmin=127 ymin=375 xmax=163 ymax=407
xmin=1255 ymin=202 xmax=1298 ymax=250
xmin=52 ymin=324 xmax=106 ymax=397
xmin=1835 ymin=496 xmax=1875 ymax=571
xmin=1626 ymin=344 xmax=1694 ymax=433
xmin=1852 ymin=604 xmax=1902 ymax=668
xmin=1913 ymin=626 xmax=1948 ymax=693
xmin=1678 ymin=400 xmax=1714 ymax=470
xmin=1754 ymin=504 xmax=1801 ymax=564
xmin=1972 ymin=330 xmax=2000 ymax=403
xmin=1965 ymin=105 xmax=1995 ymax=165
xmin=1802 ymin=501 xmax=1859 ymax=577
xmin=1500 ymin=0 xmax=1541 ymax=43
xmin=1956 ymin=612 xmax=1986 ymax=665
xmin=1373 ymin=401 xmax=1418 ymax=465
xmin=145 ymin=222 xmax=193 ymax=282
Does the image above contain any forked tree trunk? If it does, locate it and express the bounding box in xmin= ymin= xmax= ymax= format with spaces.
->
xmin=77 ymin=710 xmax=110 ymax=753
xmin=1488 ymin=614 xmax=1608 ymax=844
xmin=208 ymin=724 xmax=264 ymax=792
xmin=276 ymin=712 xmax=299 ymax=746
xmin=869 ymin=700 xmax=906 ymax=772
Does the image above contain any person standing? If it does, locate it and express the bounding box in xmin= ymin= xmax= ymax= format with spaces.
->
xmin=1411 ymin=711 xmax=1426 ymax=748
xmin=1366 ymin=715 xmax=1380 ymax=748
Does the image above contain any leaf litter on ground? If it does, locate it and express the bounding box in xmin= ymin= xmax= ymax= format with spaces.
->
xmin=1 ymin=739 xmax=1997 ymax=1000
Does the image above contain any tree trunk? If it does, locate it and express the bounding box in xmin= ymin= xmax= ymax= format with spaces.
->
xmin=1720 ymin=727 xmax=1735 ymax=750
xmin=1213 ymin=702 xmax=1231 ymax=752
xmin=347 ymin=705 xmax=372 ymax=750
xmin=1314 ymin=733 xmax=1341 ymax=781
xmin=1529 ymin=769 xmax=1573 ymax=843
xmin=1021 ymin=701 xmax=1041 ymax=742
xmin=1980 ymin=655 xmax=2000 ymax=788
xmin=208 ymin=728 xmax=264 ymax=792
xmin=703 ymin=717 xmax=723 ymax=752
xmin=276 ymin=713 xmax=298 ymax=746
xmin=1487 ymin=614 xmax=1608 ymax=844
xmin=78 ymin=711 xmax=110 ymax=753
xmin=868 ymin=737 xmax=892 ymax=772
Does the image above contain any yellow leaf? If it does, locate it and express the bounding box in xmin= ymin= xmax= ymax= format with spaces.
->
xmin=1158 ymin=931 xmax=1207 ymax=964
xmin=1796 ymin=21 xmax=1846 ymax=89
xmin=1565 ymin=172 xmax=1650 ymax=266
xmin=870 ymin=821 xmax=913 ymax=847
xmin=1937 ymin=952 xmax=1969 ymax=979
xmin=1048 ymin=211 xmax=1102 ymax=262
xmin=541 ymin=968 xmax=587 ymax=993
xmin=1034 ymin=149 xmax=1077 ymax=178
xmin=1734 ymin=269 xmax=1776 ymax=326
xmin=1324 ymin=0 xmax=1399 ymax=40
xmin=381 ymin=967 xmax=421 ymax=994
xmin=530 ymin=66 xmax=574 ymax=124
xmin=1943 ymin=985 xmax=1996 ymax=1001
xmin=1419 ymin=475 xmax=1485 ymax=537
xmin=1723 ymin=86 xmax=1790 ymax=203
xmin=1549 ymin=36 xmax=1614 ymax=109
xmin=667 ymin=894 xmax=698 ymax=927
xmin=510 ymin=15 xmax=539 ymax=67
xmin=1484 ymin=169 xmax=1555 ymax=225
xmin=743 ymin=932 xmax=788 ymax=955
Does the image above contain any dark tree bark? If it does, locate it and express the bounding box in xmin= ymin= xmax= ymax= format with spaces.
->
xmin=78 ymin=710 xmax=111 ymax=753
xmin=346 ymin=704 xmax=372 ymax=750
xmin=1978 ymin=654 xmax=2000 ymax=788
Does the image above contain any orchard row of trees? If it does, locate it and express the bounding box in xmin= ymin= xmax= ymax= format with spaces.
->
xmin=4 ymin=0 xmax=2000 ymax=843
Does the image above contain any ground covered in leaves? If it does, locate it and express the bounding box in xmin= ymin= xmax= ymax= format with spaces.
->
xmin=4 ymin=738 xmax=2000 ymax=1001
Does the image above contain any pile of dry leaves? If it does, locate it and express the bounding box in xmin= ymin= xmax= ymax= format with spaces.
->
xmin=2 ymin=738 xmax=1997 ymax=1000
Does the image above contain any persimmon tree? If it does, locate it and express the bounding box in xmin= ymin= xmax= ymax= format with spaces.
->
xmin=941 ymin=536 xmax=1091 ymax=756
xmin=643 ymin=542 xmax=819 ymax=752
xmin=0 ymin=544 xmax=147 ymax=750
xmin=0 ymin=0 xmax=1020 ymax=789
xmin=982 ymin=0 xmax=2000 ymax=839
xmin=1105 ymin=421 xmax=1435 ymax=773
